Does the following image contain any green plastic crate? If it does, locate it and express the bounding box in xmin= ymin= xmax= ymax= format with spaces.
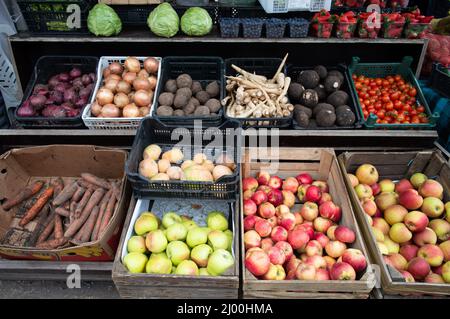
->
xmin=347 ymin=56 xmax=439 ymax=130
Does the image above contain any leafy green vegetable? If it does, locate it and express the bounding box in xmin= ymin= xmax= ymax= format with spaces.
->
xmin=147 ymin=3 xmax=179 ymax=38
xmin=87 ymin=3 xmax=122 ymax=37
xmin=181 ymin=7 xmax=212 ymax=36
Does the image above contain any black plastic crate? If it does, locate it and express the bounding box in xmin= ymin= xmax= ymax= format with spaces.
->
xmin=17 ymin=0 xmax=93 ymax=35
xmin=430 ymin=63 xmax=450 ymax=99
xmin=126 ymin=118 xmax=241 ymax=201
xmin=0 ymin=93 xmax=9 ymax=129
xmin=112 ymin=5 xmax=152 ymax=26
xmin=153 ymin=56 xmax=224 ymax=128
xmin=287 ymin=64 xmax=363 ymax=130
xmin=15 ymin=55 xmax=98 ymax=129
xmin=224 ymin=58 xmax=292 ymax=128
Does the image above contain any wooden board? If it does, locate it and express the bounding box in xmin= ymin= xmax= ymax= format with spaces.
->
xmin=338 ymin=150 xmax=450 ymax=297
xmin=241 ymin=147 xmax=375 ymax=299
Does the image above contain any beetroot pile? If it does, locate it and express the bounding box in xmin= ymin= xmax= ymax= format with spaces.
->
xmin=17 ymin=68 xmax=96 ymax=118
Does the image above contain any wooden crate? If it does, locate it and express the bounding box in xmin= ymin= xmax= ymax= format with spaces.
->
xmin=241 ymin=147 xmax=375 ymax=299
xmin=338 ymin=150 xmax=450 ymax=298
xmin=112 ymin=199 xmax=240 ymax=299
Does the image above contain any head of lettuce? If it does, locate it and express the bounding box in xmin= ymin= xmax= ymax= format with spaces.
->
xmin=147 ymin=3 xmax=180 ymax=38
xmin=88 ymin=4 xmax=122 ymax=37
xmin=181 ymin=7 xmax=212 ymax=36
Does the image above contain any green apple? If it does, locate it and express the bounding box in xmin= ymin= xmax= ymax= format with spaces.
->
xmin=186 ymin=227 xmax=208 ymax=248
xmin=206 ymin=211 xmax=229 ymax=231
xmin=141 ymin=211 xmax=161 ymax=225
xmin=208 ymin=230 xmax=229 ymax=251
xmin=145 ymin=229 xmax=168 ymax=253
xmin=123 ymin=252 xmax=148 ymax=273
xmin=183 ymin=220 xmax=198 ymax=231
xmin=191 ymin=244 xmax=213 ymax=267
xmin=166 ymin=240 xmax=190 ymax=266
xmin=175 ymin=260 xmax=199 ymax=276
xmin=207 ymin=249 xmax=234 ymax=276
xmin=445 ymin=202 xmax=450 ymax=223
xmin=410 ymin=173 xmax=428 ymax=189
xmin=224 ymin=229 xmax=233 ymax=252
xmin=166 ymin=223 xmax=188 ymax=242
xmin=146 ymin=252 xmax=172 ymax=274
xmin=199 ymin=268 xmax=210 ymax=276
xmin=172 ymin=266 xmax=177 ymax=273
xmin=127 ymin=235 xmax=147 ymax=254
xmin=134 ymin=213 xmax=159 ymax=235
xmin=162 ymin=212 xmax=182 ymax=229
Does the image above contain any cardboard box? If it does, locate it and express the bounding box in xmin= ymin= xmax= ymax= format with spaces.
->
xmin=0 ymin=145 xmax=129 ymax=261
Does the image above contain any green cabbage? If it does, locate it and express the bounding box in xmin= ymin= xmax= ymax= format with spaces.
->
xmin=181 ymin=7 xmax=212 ymax=36
xmin=147 ymin=3 xmax=179 ymax=38
xmin=88 ymin=4 xmax=122 ymax=37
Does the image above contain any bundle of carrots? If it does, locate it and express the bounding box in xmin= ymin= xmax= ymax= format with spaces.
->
xmin=1 ymin=173 xmax=121 ymax=250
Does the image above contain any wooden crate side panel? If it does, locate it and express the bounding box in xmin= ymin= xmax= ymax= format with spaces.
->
xmin=243 ymin=290 xmax=369 ymax=299
xmin=116 ymin=285 xmax=238 ymax=299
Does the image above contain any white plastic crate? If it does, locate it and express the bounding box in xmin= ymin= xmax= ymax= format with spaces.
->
xmin=258 ymin=0 xmax=331 ymax=13
xmin=82 ymin=56 xmax=162 ymax=130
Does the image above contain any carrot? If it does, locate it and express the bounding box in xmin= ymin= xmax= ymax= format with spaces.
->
xmin=55 ymin=207 xmax=70 ymax=217
xmin=91 ymin=190 xmax=112 ymax=241
xmin=69 ymin=201 xmax=77 ymax=224
xmin=54 ymin=214 xmax=63 ymax=239
xmin=71 ymin=187 xmax=86 ymax=203
xmin=81 ymin=173 xmax=111 ymax=189
xmin=64 ymin=188 xmax=105 ymax=238
xmin=77 ymin=205 xmax=100 ymax=243
xmin=36 ymin=212 xmax=55 ymax=245
xmin=2 ymin=181 xmax=44 ymax=210
xmin=98 ymin=189 xmax=117 ymax=236
xmin=77 ymin=180 xmax=98 ymax=190
xmin=110 ymin=181 xmax=121 ymax=201
xmin=52 ymin=182 xmax=78 ymax=206
xmin=63 ymin=201 xmax=70 ymax=211
xmin=19 ymin=187 xmax=54 ymax=227
xmin=28 ymin=204 xmax=50 ymax=246
xmin=36 ymin=237 xmax=67 ymax=250
xmin=51 ymin=178 xmax=64 ymax=198
xmin=74 ymin=187 xmax=93 ymax=219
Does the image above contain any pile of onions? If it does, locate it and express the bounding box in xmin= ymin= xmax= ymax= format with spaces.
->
xmin=92 ymin=56 xmax=159 ymax=118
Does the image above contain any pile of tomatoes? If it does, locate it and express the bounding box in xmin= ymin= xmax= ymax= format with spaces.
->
xmin=352 ymin=74 xmax=429 ymax=125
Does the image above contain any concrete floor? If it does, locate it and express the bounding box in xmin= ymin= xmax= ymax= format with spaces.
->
xmin=0 ymin=280 xmax=120 ymax=299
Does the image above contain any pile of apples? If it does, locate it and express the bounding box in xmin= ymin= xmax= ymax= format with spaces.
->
xmin=243 ymin=172 xmax=367 ymax=281
xmin=349 ymin=164 xmax=450 ymax=284
xmin=123 ymin=211 xmax=234 ymax=276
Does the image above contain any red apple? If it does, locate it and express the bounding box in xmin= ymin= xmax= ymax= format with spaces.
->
xmin=362 ymin=198 xmax=377 ymax=216
xmin=305 ymin=240 xmax=323 ymax=257
xmin=243 ymin=199 xmax=257 ymax=216
xmin=243 ymin=177 xmax=258 ymax=192
xmin=407 ymin=257 xmax=431 ymax=281
xmin=305 ymin=185 xmax=322 ymax=203
xmin=425 ymin=273 xmax=445 ymax=283
xmin=267 ymin=216 xmax=278 ymax=228
xmin=278 ymin=212 xmax=296 ymax=231
xmin=440 ymin=241 xmax=450 ymax=262
xmin=287 ymin=229 xmax=310 ymax=249
xmin=371 ymin=183 xmax=381 ymax=196
xmin=285 ymin=256 xmax=301 ymax=273
xmin=282 ymin=190 xmax=296 ymax=208
xmin=314 ymin=232 xmax=330 ymax=248
xmin=256 ymin=171 xmax=270 ymax=186
xmin=417 ymin=244 xmax=444 ymax=267
xmin=305 ymin=255 xmax=327 ymax=269
xmin=293 ymin=212 xmax=303 ymax=225
xmin=327 ymin=225 xmax=338 ymax=240
xmin=342 ymin=249 xmax=367 ymax=272
xmin=251 ymin=190 xmax=268 ymax=206
xmin=356 ymin=164 xmax=379 ymax=185
xmin=375 ymin=192 xmax=399 ymax=211
xmin=318 ymin=193 xmax=333 ymax=205
xmin=385 ymin=253 xmax=408 ymax=271
xmin=243 ymin=189 xmax=254 ymax=200
xmin=421 ymin=197 xmax=444 ymax=218
xmin=319 ymin=201 xmax=341 ymax=222
xmin=419 ymin=179 xmax=444 ymax=199
xmin=297 ymin=184 xmax=310 ymax=203
xmin=404 ymin=211 xmax=429 ymax=233
xmin=400 ymin=270 xmax=415 ymax=282
xmin=330 ymin=262 xmax=356 ymax=280
xmin=395 ymin=178 xmax=414 ymax=194
xmin=262 ymin=263 xmax=286 ymax=280
xmin=258 ymin=202 xmax=276 ymax=219
xmin=324 ymin=256 xmax=336 ymax=270
xmin=372 ymin=217 xmax=390 ymax=235
xmin=413 ymin=227 xmax=437 ymax=246
xmin=257 ymin=185 xmax=272 ymax=194
xmin=282 ymin=177 xmax=299 ymax=193
xmin=355 ymin=184 xmax=373 ymax=200
xmin=255 ymin=219 xmax=272 ymax=237
xmin=315 ymin=268 xmax=330 ymax=280
xmin=295 ymin=263 xmax=316 ymax=280
xmin=296 ymin=173 xmax=313 ymax=185
xmin=312 ymin=180 xmax=329 ymax=193
xmin=347 ymin=174 xmax=359 ymax=188
xmin=244 ymin=230 xmax=261 ymax=249
xmin=267 ymin=189 xmax=283 ymax=207
xmin=313 ymin=217 xmax=333 ymax=233
xmin=275 ymin=204 xmax=290 ymax=217
xmin=398 ymin=189 xmax=423 ymax=210
xmin=261 ymin=237 xmax=274 ymax=252
xmin=268 ymin=176 xmax=282 ymax=190
xmin=399 ymin=244 xmax=419 ymax=262
xmin=244 ymin=215 xmax=261 ymax=231
xmin=274 ymin=241 xmax=293 ymax=261
xmin=294 ymin=223 xmax=314 ymax=240
xmin=300 ymin=201 xmax=319 ymax=221
xmin=267 ymin=246 xmax=286 ymax=265
xmin=325 ymin=241 xmax=347 ymax=258
xmin=286 ymin=269 xmax=297 ymax=280
xmin=384 ymin=205 xmax=408 ymax=226
xmin=334 ymin=226 xmax=356 ymax=244
xmin=271 ymin=226 xmax=288 ymax=243
xmin=245 ymin=248 xmax=270 ymax=276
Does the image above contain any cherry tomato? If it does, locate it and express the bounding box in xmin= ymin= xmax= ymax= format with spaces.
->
xmin=417 ymin=105 xmax=425 ymax=113
xmin=385 ymin=101 xmax=394 ymax=111
xmin=382 ymin=80 xmax=390 ymax=87
xmin=382 ymin=95 xmax=390 ymax=103
xmin=376 ymin=110 xmax=385 ymax=119
xmin=394 ymin=100 xmax=403 ymax=110
xmin=409 ymin=88 xmax=417 ymax=97
xmin=390 ymin=92 xmax=400 ymax=101
xmin=394 ymin=74 xmax=401 ymax=81
xmin=375 ymin=79 xmax=382 ymax=86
